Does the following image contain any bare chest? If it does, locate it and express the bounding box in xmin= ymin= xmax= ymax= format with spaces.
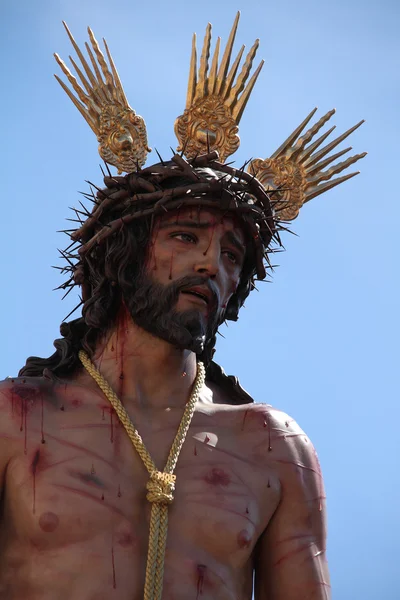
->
xmin=1 ymin=386 xmax=281 ymax=597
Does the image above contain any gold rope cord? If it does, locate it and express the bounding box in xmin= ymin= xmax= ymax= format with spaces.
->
xmin=78 ymin=350 xmax=205 ymax=600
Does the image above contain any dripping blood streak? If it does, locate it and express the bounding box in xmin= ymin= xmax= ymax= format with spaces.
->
xmin=111 ymin=544 xmax=117 ymax=589
xmin=151 ymin=219 xmax=161 ymax=272
xmin=263 ymin=413 xmax=272 ymax=451
xmin=117 ymin=485 xmax=122 ymax=498
xmin=194 ymin=445 xmax=197 ymax=456
xmin=169 ymin=250 xmax=174 ymax=280
xmin=242 ymin=409 xmax=250 ymax=431
xmin=31 ymin=450 xmax=40 ymax=514
xmin=20 ymin=397 xmax=24 ymax=432
xmin=196 ymin=565 xmax=206 ymax=599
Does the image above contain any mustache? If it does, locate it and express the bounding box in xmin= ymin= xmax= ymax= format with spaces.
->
xmin=127 ymin=273 xmax=220 ymax=319
xmin=177 ymin=275 xmax=220 ymax=311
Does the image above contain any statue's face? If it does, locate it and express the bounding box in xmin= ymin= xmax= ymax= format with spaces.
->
xmin=124 ymin=207 xmax=246 ymax=354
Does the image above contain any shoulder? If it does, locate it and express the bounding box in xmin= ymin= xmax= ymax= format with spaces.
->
xmin=242 ymin=401 xmax=320 ymax=479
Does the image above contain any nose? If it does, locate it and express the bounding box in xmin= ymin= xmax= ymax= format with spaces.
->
xmin=194 ymin=245 xmax=220 ymax=278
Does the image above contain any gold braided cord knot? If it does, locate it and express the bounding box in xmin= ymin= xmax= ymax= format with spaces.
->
xmin=78 ymin=350 xmax=205 ymax=600
xmin=146 ymin=471 xmax=176 ymax=504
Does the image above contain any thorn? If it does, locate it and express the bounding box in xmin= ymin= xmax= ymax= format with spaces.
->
xmin=69 ymin=206 xmax=87 ymax=218
xmin=104 ymin=161 xmax=112 ymax=177
xmin=57 ymin=248 xmax=74 ymax=268
xmin=62 ymin=300 xmax=84 ymax=321
xmin=61 ymin=285 xmax=75 ymax=300
xmin=78 ymin=200 xmax=92 ymax=217
xmin=154 ymin=148 xmax=165 ymax=166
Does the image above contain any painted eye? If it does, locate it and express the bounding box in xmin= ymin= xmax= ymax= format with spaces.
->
xmin=171 ymin=232 xmax=197 ymax=243
xmin=223 ymin=250 xmax=238 ymax=264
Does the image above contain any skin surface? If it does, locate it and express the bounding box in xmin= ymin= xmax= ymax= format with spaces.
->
xmin=0 ymin=208 xmax=330 ymax=599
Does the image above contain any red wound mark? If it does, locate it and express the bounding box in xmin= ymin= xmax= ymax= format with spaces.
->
xmin=263 ymin=413 xmax=272 ymax=451
xmin=39 ymin=511 xmax=59 ymax=533
xmin=31 ymin=449 xmax=40 ymax=514
xmin=196 ymin=564 xmax=206 ymax=599
xmin=111 ymin=544 xmax=117 ymax=589
xmin=101 ymin=493 xmax=105 ymax=501
xmin=245 ymin=506 xmax=249 ymax=514
xmin=181 ymin=371 xmax=187 ymax=377
xmin=237 ymin=529 xmax=252 ymax=549
xmin=241 ymin=409 xmax=250 ymax=431
xmin=204 ymin=468 xmax=230 ymax=487
xmin=116 ymin=531 xmax=133 ymax=548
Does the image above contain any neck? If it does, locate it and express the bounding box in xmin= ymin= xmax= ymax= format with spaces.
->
xmin=89 ymin=307 xmax=198 ymax=409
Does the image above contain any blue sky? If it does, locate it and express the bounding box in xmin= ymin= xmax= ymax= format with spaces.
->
xmin=1 ymin=0 xmax=399 ymax=597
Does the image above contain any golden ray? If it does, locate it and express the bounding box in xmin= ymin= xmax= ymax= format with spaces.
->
xmin=304 ymin=120 xmax=364 ymax=168
xmin=306 ymin=146 xmax=352 ymax=176
xmin=62 ymin=22 xmax=98 ymax=92
xmin=102 ymin=37 xmax=129 ymax=106
xmin=298 ymin=126 xmax=336 ymax=164
xmin=248 ymin=109 xmax=366 ymax=220
xmin=186 ymin=33 xmax=197 ymax=108
xmin=232 ymin=58 xmax=264 ymax=122
xmin=68 ymin=55 xmax=95 ymax=98
xmin=270 ymin=107 xmax=318 ymax=160
xmin=286 ymin=109 xmax=336 ymax=161
xmin=308 ymin=152 xmax=367 ymax=187
xmin=215 ymin=11 xmax=240 ymax=94
xmin=175 ymin=12 xmax=263 ymax=162
xmin=85 ymin=43 xmax=104 ymax=88
xmin=197 ymin=23 xmax=212 ymax=100
xmin=222 ymin=44 xmax=245 ymax=99
xmin=228 ymin=39 xmax=259 ymax=106
xmin=208 ymin=37 xmax=220 ymax=95
xmin=305 ymin=172 xmax=360 ymax=202
xmin=55 ymin=23 xmax=150 ymax=172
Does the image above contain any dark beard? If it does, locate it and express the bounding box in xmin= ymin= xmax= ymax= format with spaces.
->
xmin=123 ymin=272 xmax=221 ymax=355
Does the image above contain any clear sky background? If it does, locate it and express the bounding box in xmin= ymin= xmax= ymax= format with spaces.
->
xmin=1 ymin=0 xmax=399 ymax=597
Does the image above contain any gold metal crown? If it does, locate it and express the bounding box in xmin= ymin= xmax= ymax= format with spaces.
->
xmin=55 ymin=12 xmax=365 ymax=219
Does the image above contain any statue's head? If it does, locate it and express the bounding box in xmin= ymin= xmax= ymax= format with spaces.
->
xmin=71 ymin=154 xmax=277 ymax=367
